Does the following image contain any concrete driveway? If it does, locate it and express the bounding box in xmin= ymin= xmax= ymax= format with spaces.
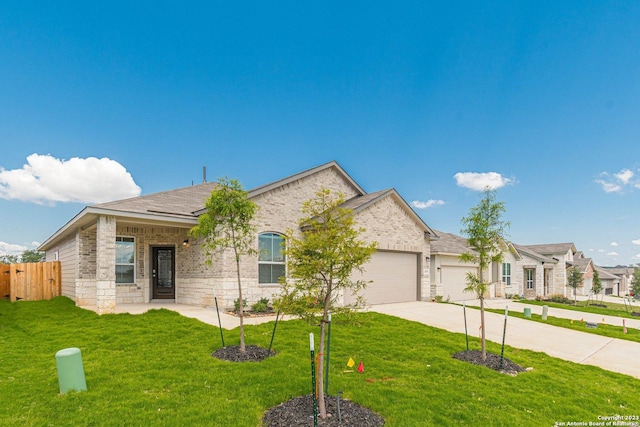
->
xmin=370 ymin=301 xmax=640 ymax=379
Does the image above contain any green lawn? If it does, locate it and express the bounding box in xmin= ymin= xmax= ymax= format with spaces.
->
xmin=520 ymin=298 xmax=640 ymax=319
xmin=1 ymin=297 xmax=639 ymax=426
xmin=483 ymin=307 xmax=640 ymax=343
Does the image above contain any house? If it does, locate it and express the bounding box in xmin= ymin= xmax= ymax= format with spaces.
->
xmin=594 ymin=266 xmax=620 ymax=296
xmin=429 ymin=230 xmax=480 ymax=301
xmin=572 ymin=251 xmax=595 ymax=296
xmin=431 ymin=232 xmax=577 ymax=301
xmin=505 ymin=244 xmax=557 ymax=299
xmin=38 ymin=161 xmax=437 ymax=314
xmin=601 ymin=266 xmax=635 ymax=296
xmin=517 ymin=243 xmax=577 ymax=297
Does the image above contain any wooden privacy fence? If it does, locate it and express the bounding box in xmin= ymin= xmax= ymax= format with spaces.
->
xmin=1 ymin=261 xmax=61 ymax=302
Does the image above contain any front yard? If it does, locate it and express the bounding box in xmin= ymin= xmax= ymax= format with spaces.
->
xmin=1 ymin=297 xmax=639 ymax=426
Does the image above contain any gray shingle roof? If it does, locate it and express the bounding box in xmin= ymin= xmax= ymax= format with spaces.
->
xmin=431 ymin=230 xmax=476 ymax=255
xmin=93 ymin=182 xmax=218 ymax=218
xmin=521 ymin=242 xmax=576 ymax=256
xmin=511 ymin=244 xmax=557 ymax=263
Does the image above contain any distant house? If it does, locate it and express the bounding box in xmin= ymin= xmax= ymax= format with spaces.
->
xmin=594 ymin=266 xmax=621 ymax=296
xmin=39 ymin=161 xmax=437 ymax=314
xmin=431 ymin=235 xmax=585 ymax=301
xmin=601 ymin=266 xmax=635 ymax=296
xmin=572 ymin=251 xmax=595 ymax=296
xmin=429 ymin=230 xmax=480 ymax=301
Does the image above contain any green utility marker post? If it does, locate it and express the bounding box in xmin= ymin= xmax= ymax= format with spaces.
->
xmin=214 ymin=290 xmax=225 ymax=347
xmin=55 ymin=347 xmax=87 ymax=394
xmin=309 ymin=333 xmax=318 ymax=427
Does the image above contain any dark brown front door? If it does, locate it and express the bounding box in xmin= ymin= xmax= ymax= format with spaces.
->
xmin=152 ymin=247 xmax=175 ymax=299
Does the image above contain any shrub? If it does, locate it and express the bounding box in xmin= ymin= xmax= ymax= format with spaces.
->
xmin=233 ymin=298 xmax=247 ymax=312
xmin=434 ymin=295 xmax=450 ymax=303
xmin=546 ymin=294 xmax=573 ymax=304
xmin=251 ymin=298 xmax=270 ymax=313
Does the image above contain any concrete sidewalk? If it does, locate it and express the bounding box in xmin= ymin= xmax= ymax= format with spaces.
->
xmin=371 ymin=301 xmax=640 ymax=379
xmin=82 ymin=301 xmax=285 ymax=330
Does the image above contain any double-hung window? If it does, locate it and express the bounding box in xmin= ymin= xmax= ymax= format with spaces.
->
xmin=502 ymin=263 xmax=511 ymax=285
xmin=115 ymin=236 xmax=135 ymax=284
xmin=258 ymin=233 xmax=285 ymax=284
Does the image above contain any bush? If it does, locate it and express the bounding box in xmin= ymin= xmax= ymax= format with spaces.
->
xmin=546 ymin=294 xmax=573 ymax=304
xmin=233 ymin=298 xmax=247 ymax=312
xmin=251 ymin=298 xmax=270 ymax=313
xmin=433 ymin=295 xmax=450 ymax=303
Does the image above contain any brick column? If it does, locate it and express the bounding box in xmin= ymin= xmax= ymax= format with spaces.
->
xmin=96 ymin=215 xmax=116 ymax=314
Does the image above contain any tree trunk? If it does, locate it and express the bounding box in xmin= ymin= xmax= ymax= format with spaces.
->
xmin=480 ymin=296 xmax=487 ymax=360
xmin=236 ymin=255 xmax=245 ymax=353
xmin=317 ymin=317 xmax=327 ymax=419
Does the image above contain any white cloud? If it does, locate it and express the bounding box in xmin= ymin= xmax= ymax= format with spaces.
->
xmin=597 ymin=168 xmax=640 ymax=193
xmin=411 ymin=199 xmax=446 ymax=209
xmin=633 ymin=239 xmax=640 ymax=246
xmin=610 ymin=242 xmax=619 ymax=247
xmin=0 ymin=241 xmax=29 ymax=257
xmin=453 ymin=172 xmax=515 ymax=191
xmin=595 ymin=179 xmax=622 ymax=193
xmin=616 ymin=169 xmax=634 ymax=184
xmin=0 ymin=154 xmax=141 ymax=205
xmin=634 ymin=253 xmax=640 ymax=260
xmin=606 ymin=251 xmax=619 ymax=256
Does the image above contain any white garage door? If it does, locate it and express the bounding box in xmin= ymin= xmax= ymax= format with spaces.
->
xmin=441 ymin=265 xmax=478 ymax=302
xmin=345 ymin=251 xmax=418 ymax=305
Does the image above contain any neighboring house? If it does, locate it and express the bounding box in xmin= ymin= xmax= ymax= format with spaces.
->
xmin=572 ymin=251 xmax=595 ymax=296
xmin=429 ymin=230 xmax=480 ymax=302
xmin=39 ymin=161 xmax=437 ymax=314
xmin=518 ymin=243 xmax=577 ymax=297
xmin=594 ymin=266 xmax=620 ymax=296
xmin=507 ymin=244 xmax=558 ymax=299
xmin=602 ymin=266 xmax=635 ymax=296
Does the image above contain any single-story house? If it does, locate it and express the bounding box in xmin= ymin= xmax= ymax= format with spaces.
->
xmin=39 ymin=161 xmax=437 ymax=314
xmin=602 ymin=266 xmax=635 ymax=296
xmin=517 ymin=243 xmax=577 ymax=297
xmin=594 ymin=266 xmax=620 ymax=296
xmin=504 ymin=244 xmax=557 ymax=299
xmin=572 ymin=251 xmax=595 ymax=296
xmin=429 ymin=230 xmax=480 ymax=302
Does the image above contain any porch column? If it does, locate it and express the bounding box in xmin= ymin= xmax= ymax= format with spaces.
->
xmin=96 ymin=215 xmax=116 ymax=314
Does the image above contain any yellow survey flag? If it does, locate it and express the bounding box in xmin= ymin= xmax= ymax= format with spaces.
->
xmin=347 ymin=358 xmax=355 ymax=368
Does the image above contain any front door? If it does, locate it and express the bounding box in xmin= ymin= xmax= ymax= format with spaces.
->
xmin=524 ymin=268 xmax=536 ymax=299
xmin=152 ymin=247 xmax=175 ymax=299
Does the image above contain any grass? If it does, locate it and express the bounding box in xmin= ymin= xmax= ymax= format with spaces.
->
xmin=521 ymin=298 xmax=640 ymax=319
xmin=1 ymin=297 xmax=640 ymax=426
xmin=483 ymin=307 xmax=640 ymax=343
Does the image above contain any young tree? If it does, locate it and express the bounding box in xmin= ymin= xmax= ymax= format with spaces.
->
xmin=460 ymin=188 xmax=509 ymax=361
xmin=190 ymin=177 xmax=258 ymax=353
xmin=567 ymin=266 xmax=583 ymax=305
xmin=591 ymin=268 xmax=603 ymax=304
xmin=274 ymin=188 xmax=377 ymax=420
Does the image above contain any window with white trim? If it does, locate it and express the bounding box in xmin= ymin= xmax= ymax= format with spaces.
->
xmin=502 ymin=263 xmax=511 ymax=285
xmin=115 ymin=236 xmax=135 ymax=284
xmin=258 ymin=233 xmax=285 ymax=284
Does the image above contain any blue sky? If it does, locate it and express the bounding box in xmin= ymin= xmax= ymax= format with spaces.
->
xmin=1 ymin=1 xmax=640 ymax=266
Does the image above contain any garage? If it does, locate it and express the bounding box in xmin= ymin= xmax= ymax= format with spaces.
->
xmin=344 ymin=251 xmax=419 ymax=305
xmin=440 ymin=265 xmax=478 ymax=302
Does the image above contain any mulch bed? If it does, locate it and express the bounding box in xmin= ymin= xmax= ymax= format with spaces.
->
xmin=263 ymin=394 xmax=385 ymax=426
xmin=212 ymin=345 xmax=274 ymax=362
xmin=631 ymin=312 xmax=640 ymax=317
xmin=453 ymin=350 xmax=526 ymax=376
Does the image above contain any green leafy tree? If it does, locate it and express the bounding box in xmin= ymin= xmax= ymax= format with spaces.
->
xmin=0 ymin=254 xmax=19 ymax=264
xmin=591 ymin=268 xmax=603 ymax=303
xmin=567 ymin=266 xmax=583 ymax=305
xmin=274 ymin=188 xmax=377 ymax=420
xmin=21 ymin=249 xmax=45 ymax=263
xmin=460 ymin=188 xmax=509 ymax=361
xmin=189 ymin=177 xmax=258 ymax=353
xmin=631 ymin=264 xmax=640 ymax=298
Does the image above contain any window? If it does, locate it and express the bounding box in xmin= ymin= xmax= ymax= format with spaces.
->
xmin=526 ymin=269 xmax=534 ymax=290
xmin=116 ymin=236 xmax=135 ymax=284
xmin=258 ymin=233 xmax=285 ymax=284
xmin=502 ymin=263 xmax=511 ymax=285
